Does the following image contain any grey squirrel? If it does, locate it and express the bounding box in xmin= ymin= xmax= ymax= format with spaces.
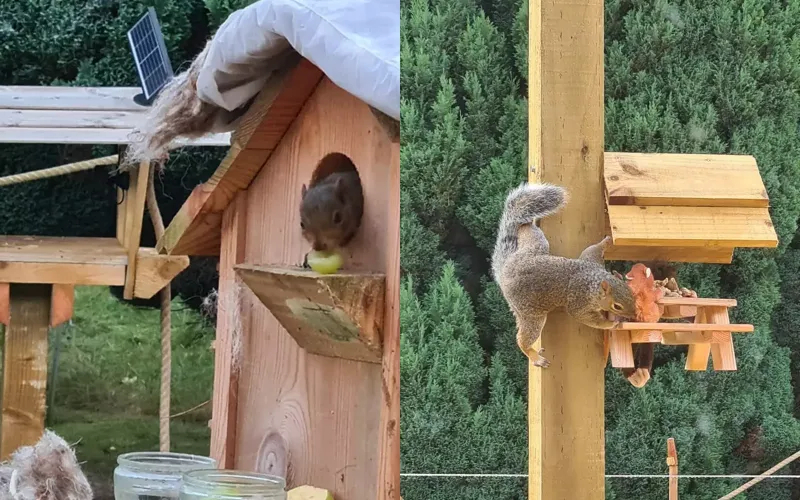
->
xmin=300 ymin=156 xmax=364 ymax=254
xmin=491 ymin=183 xmax=637 ymax=367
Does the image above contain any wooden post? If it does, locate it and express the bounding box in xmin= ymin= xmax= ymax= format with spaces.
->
xmin=667 ymin=438 xmax=678 ymax=500
xmin=210 ymin=192 xmax=248 ymax=468
xmin=528 ymin=0 xmax=606 ymax=498
xmin=1 ymin=284 xmax=52 ymax=460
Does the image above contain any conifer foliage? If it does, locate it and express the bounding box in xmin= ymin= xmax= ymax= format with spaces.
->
xmin=401 ymin=0 xmax=800 ymax=499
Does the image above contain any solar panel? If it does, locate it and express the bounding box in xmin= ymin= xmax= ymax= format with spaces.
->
xmin=127 ymin=7 xmax=174 ymax=102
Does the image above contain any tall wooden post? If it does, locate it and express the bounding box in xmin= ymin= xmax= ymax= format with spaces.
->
xmin=528 ymin=0 xmax=606 ymax=498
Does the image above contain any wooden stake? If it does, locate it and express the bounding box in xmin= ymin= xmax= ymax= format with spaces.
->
xmin=528 ymin=0 xmax=605 ymax=497
xmin=1 ymin=284 xmax=51 ymax=460
xmin=667 ymin=438 xmax=678 ymax=500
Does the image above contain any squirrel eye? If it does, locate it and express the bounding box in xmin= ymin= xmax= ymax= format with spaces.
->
xmin=332 ymin=211 xmax=342 ymax=225
xmin=300 ymin=221 xmax=306 ymax=230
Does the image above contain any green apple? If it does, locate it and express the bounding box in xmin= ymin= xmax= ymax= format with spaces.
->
xmin=306 ymin=250 xmax=343 ymax=274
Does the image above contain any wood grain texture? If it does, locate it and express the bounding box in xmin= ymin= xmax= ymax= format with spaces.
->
xmin=233 ymin=78 xmax=394 ymax=499
xmin=132 ymin=249 xmax=190 ymax=299
xmin=609 ymin=331 xmax=635 ymax=368
xmin=608 ymin=205 xmax=778 ymax=248
xmin=659 ymin=297 xmax=737 ymax=307
xmin=157 ymin=59 xmax=324 ymax=256
xmin=1 ymin=284 xmax=51 ymax=460
xmin=0 ymin=283 xmax=8 ymax=325
xmin=686 ymin=309 xmax=712 ymax=371
xmin=0 ymin=109 xmax=142 ymax=129
xmin=603 ymin=244 xmax=734 ymax=264
xmin=211 ymin=193 xmax=248 ymax=469
xmin=0 ymin=262 xmax=124 ymax=286
xmin=615 ymin=322 xmax=753 ymax=332
xmin=528 ymin=0 xmax=606 ymax=497
xmin=0 ymin=127 xmax=230 ymax=146
xmin=123 ymin=162 xmax=150 ymax=299
xmin=707 ymin=306 xmax=737 ymax=370
xmin=0 ymin=236 xmax=126 ymax=264
xmin=236 ymin=265 xmax=385 ymax=363
xmin=667 ymin=438 xmax=679 ymax=500
xmin=604 ymin=152 xmax=769 ymax=208
xmin=50 ymin=284 xmax=74 ymax=328
xmin=376 ymin=139 xmax=400 ymax=500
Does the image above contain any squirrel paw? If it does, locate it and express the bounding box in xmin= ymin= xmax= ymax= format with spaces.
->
xmin=530 ymin=348 xmax=550 ymax=368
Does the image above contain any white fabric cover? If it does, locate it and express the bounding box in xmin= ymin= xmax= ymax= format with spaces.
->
xmin=196 ymin=0 xmax=400 ymax=121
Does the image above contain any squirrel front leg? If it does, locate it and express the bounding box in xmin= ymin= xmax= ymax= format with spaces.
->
xmin=516 ymin=313 xmax=550 ymax=367
xmin=578 ymin=236 xmax=612 ymax=265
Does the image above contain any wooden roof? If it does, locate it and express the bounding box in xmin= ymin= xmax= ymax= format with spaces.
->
xmin=157 ymin=57 xmax=324 ymax=256
xmin=0 ymin=86 xmax=230 ymax=146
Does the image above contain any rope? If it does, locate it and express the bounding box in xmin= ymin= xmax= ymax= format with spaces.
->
xmin=0 ymin=154 xmax=118 ymax=186
xmin=718 ymin=449 xmax=800 ymax=499
xmin=146 ymin=164 xmax=172 ymax=452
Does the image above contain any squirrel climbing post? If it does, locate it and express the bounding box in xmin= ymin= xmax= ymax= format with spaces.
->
xmin=527 ymin=0 xmax=606 ymax=498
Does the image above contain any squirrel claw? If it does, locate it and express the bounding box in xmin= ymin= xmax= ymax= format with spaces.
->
xmin=531 ymin=348 xmax=550 ymax=368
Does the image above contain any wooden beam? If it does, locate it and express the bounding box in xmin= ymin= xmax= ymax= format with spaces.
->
xmin=1 ymin=284 xmax=51 ymax=460
xmin=0 ymin=127 xmax=230 ymax=146
xmin=0 ymin=86 xmax=144 ymax=111
xmin=615 ymin=322 xmax=753 ymax=332
xmin=132 ymin=249 xmax=190 ymax=300
xmin=667 ymin=438 xmax=679 ymax=500
xmin=608 ymin=205 xmax=778 ymax=248
xmin=157 ymin=58 xmax=324 ymax=256
xmin=123 ymin=162 xmax=150 ymax=299
xmin=603 ymin=244 xmax=734 ymax=264
xmin=0 ymin=236 xmax=126 ymax=264
xmin=604 ymin=152 xmax=769 ymax=208
xmin=0 ymin=262 xmax=124 ymax=286
xmin=50 ymin=284 xmax=74 ymax=328
xmin=210 ymin=193 xmax=247 ymax=469
xmin=0 ymin=109 xmax=142 ymax=129
xmin=528 ymin=0 xmax=605 ymax=497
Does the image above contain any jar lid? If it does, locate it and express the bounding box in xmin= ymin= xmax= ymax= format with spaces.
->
xmin=117 ymin=451 xmax=217 ymax=473
xmin=183 ymin=470 xmax=286 ymax=496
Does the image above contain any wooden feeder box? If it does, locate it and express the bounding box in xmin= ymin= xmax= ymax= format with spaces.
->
xmin=235 ymin=264 xmax=386 ymax=363
xmin=601 ymin=152 xmax=776 ymax=372
xmin=603 ymin=152 xmax=778 ymax=264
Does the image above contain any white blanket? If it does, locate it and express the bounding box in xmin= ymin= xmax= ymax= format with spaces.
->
xmin=196 ymin=0 xmax=400 ymax=120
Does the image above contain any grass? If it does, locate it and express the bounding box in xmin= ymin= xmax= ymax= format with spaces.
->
xmin=38 ymin=285 xmax=216 ymax=499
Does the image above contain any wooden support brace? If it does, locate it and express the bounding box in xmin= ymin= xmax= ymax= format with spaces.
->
xmin=122 ymin=161 xmax=150 ymax=299
xmin=685 ymin=309 xmax=711 ymax=371
xmin=50 ymin=284 xmax=74 ymax=328
xmin=609 ymin=331 xmax=635 ymax=368
xmin=707 ymin=306 xmax=737 ymax=371
xmin=1 ymin=284 xmax=51 ymax=460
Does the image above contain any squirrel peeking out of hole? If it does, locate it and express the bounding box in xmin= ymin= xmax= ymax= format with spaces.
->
xmin=299 ymin=153 xmax=364 ymax=264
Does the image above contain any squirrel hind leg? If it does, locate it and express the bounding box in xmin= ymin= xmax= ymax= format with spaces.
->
xmin=516 ymin=315 xmax=549 ymax=367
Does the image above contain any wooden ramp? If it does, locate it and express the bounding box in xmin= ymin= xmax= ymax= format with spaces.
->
xmin=0 ymin=86 xmax=231 ymax=146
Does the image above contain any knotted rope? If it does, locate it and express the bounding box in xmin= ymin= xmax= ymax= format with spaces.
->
xmin=0 ymin=155 xmax=118 ymax=186
xmin=145 ymin=165 xmax=172 ymax=452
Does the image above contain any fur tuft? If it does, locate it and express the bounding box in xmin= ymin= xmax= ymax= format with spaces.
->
xmin=491 ymin=183 xmax=568 ymax=280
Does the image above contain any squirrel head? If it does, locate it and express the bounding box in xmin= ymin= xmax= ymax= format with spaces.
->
xmin=300 ymin=177 xmax=351 ymax=252
xmin=599 ymin=276 xmax=637 ymax=319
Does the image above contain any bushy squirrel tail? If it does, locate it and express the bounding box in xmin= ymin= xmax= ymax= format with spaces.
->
xmin=491 ymin=183 xmax=568 ymax=281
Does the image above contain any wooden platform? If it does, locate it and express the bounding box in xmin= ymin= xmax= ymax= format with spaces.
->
xmin=0 ymin=86 xmax=231 ymax=146
xmin=0 ymin=236 xmax=187 ymax=297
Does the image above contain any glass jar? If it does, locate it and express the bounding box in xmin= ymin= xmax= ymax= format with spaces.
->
xmin=180 ymin=470 xmax=287 ymax=500
xmin=114 ymin=451 xmax=218 ymax=500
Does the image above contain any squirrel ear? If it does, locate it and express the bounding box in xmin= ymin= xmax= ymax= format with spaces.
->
xmin=612 ymin=270 xmax=623 ymax=280
xmin=334 ymin=176 xmax=346 ymax=202
xmin=600 ymin=280 xmax=611 ymax=295
xmin=301 ymin=184 xmax=308 ymax=199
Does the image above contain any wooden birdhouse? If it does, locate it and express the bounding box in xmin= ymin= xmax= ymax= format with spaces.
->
xmin=601 ymin=152 xmax=777 ymax=372
xmin=157 ymin=58 xmax=399 ymax=498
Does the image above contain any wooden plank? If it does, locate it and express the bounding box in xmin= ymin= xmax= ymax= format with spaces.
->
xmin=616 ymin=322 xmax=753 ymax=332
xmin=0 ymin=109 xmax=141 ymax=129
xmin=0 ymin=127 xmax=230 ymax=146
xmin=233 ymin=79 xmax=392 ymax=498
xmin=132 ymin=249 xmax=190 ymax=300
xmin=609 ymin=331 xmax=635 ymax=368
xmin=667 ymin=438 xmax=679 ymax=500
xmin=659 ymin=297 xmax=737 ymax=307
xmin=50 ymin=284 xmax=74 ymax=328
xmin=0 ymin=262 xmax=125 ymax=286
xmin=608 ymin=205 xmax=778 ymax=248
xmin=210 ymin=193 xmax=247 ymax=469
xmin=1 ymin=284 xmax=51 ymax=460
xmin=377 ymin=138 xmax=400 ymax=500
xmin=707 ymin=306 xmax=737 ymax=370
xmin=603 ymin=244 xmax=734 ymax=264
xmin=123 ymin=162 xmax=150 ymax=299
xmin=604 ymin=152 xmax=769 ymax=208
xmin=0 ymin=236 xmax=126 ymax=264
xmin=686 ymin=309 xmax=711 ymax=371
xmin=528 ymin=0 xmax=605 ymax=497
xmin=157 ymin=58 xmax=324 ymax=256
xmin=0 ymin=283 xmax=8 ymax=326
xmin=0 ymin=86 xmax=143 ymax=111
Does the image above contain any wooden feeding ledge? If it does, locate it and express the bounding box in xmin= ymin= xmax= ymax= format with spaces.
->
xmin=606 ymin=297 xmax=754 ymax=371
xmin=602 ymin=152 xmax=779 ymax=264
xmin=235 ymin=264 xmax=386 ymax=364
